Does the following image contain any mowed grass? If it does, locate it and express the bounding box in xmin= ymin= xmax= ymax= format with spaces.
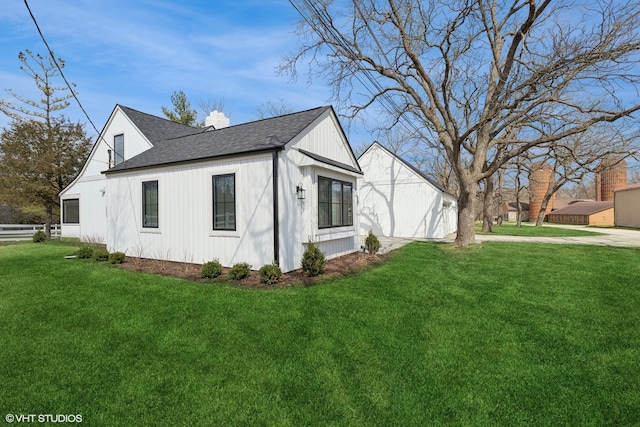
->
xmin=1 ymin=241 xmax=639 ymax=426
xmin=476 ymin=222 xmax=600 ymax=237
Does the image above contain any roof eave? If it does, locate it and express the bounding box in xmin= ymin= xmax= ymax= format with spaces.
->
xmin=102 ymin=146 xmax=284 ymax=175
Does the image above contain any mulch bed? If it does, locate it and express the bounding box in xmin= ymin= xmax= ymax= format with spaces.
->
xmin=118 ymin=250 xmax=390 ymax=288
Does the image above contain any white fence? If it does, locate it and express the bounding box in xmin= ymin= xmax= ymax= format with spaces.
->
xmin=0 ymin=224 xmax=61 ymax=241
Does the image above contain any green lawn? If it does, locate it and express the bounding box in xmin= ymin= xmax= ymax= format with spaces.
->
xmin=1 ymin=241 xmax=639 ymax=426
xmin=476 ymin=222 xmax=600 ymax=237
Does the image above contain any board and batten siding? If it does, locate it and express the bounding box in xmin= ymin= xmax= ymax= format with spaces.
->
xmin=276 ymin=112 xmax=361 ymax=273
xmin=60 ymin=107 xmax=154 ymax=242
xmin=279 ymin=151 xmax=360 ymax=272
xmin=293 ymin=110 xmax=358 ymax=168
xmin=106 ymin=153 xmax=276 ymax=269
xmin=358 ymin=143 xmax=457 ymax=239
xmin=60 ymin=178 xmax=106 ymax=241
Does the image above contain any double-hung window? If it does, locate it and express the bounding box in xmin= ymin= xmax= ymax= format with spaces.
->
xmin=213 ymin=174 xmax=236 ymax=230
xmin=318 ymin=176 xmax=353 ymax=228
xmin=114 ymin=134 xmax=124 ymax=165
xmin=142 ymin=180 xmax=158 ymax=228
xmin=62 ymin=199 xmax=79 ymax=224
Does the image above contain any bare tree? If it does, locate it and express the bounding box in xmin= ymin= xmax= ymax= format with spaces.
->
xmin=255 ymin=98 xmax=294 ymax=119
xmin=198 ymin=96 xmax=229 ymax=118
xmin=528 ymin=125 xmax=637 ymax=225
xmin=283 ymin=0 xmax=640 ymax=246
xmin=0 ymin=50 xmax=74 ymax=122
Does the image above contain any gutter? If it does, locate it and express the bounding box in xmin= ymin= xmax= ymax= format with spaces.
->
xmin=272 ymin=150 xmax=279 ymax=265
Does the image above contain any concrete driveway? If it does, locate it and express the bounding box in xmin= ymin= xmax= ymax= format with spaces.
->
xmin=475 ymin=224 xmax=640 ymax=248
xmin=370 ymin=224 xmax=640 ymax=254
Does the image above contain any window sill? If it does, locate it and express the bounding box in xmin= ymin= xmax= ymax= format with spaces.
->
xmin=210 ymin=230 xmax=240 ymax=238
xmin=315 ymin=226 xmax=356 ymax=242
xmin=140 ymin=228 xmax=161 ymax=234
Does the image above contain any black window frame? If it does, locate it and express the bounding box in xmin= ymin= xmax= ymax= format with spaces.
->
xmin=114 ymin=134 xmax=124 ymax=166
xmin=213 ymin=173 xmax=236 ymax=231
xmin=318 ymin=176 xmax=353 ymax=229
xmin=142 ymin=180 xmax=159 ymax=229
xmin=62 ymin=198 xmax=79 ymax=224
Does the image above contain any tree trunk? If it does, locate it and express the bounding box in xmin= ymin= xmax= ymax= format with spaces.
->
xmin=454 ymin=182 xmax=477 ymax=247
xmin=535 ymin=198 xmax=549 ymax=227
xmin=515 ymin=174 xmax=522 ymax=227
xmin=481 ymin=176 xmax=494 ymax=232
xmin=535 ymin=177 xmax=556 ymax=227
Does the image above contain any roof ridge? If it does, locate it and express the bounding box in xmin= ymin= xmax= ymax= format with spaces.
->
xmin=117 ymin=104 xmax=198 ymax=130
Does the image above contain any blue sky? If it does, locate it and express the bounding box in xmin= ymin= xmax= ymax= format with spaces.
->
xmin=0 ymin=0 xmax=373 ymax=149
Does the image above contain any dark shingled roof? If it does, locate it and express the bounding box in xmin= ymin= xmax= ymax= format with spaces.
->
xmin=298 ymin=149 xmax=362 ymax=175
xmin=504 ymin=201 xmax=530 ymax=211
xmin=549 ymin=201 xmax=614 ymax=216
xmin=118 ymin=106 xmax=198 ymax=146
xmin=105 ymin=105 xmax=333 ymax=173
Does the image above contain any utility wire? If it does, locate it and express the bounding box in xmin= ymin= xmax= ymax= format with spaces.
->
xmin=23 ymin=0 xmax=113 ymax=157
xmin=290 ymin=0 xmax=428 ymax=142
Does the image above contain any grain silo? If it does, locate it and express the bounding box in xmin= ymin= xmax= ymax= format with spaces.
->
xmin=595 ymin=158 xmax=627 ymax=201
xmin=529 ymin=162 xmax=554 ymax=222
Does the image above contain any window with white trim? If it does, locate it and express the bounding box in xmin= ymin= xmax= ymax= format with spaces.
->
xmin=62 ymin=199 xmax=79 ymax=224
xmin=114 ymin=134 xmax=124 ymax=165
xmin=142 ymin=180 xmax=158 ymax=228
xmin=213 ymin=174 xmax=236 ymax=230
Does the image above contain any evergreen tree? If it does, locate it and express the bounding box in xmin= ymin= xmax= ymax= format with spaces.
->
xmin=162 ymin=90 xmax=201 ymax=126
xmin=0 ymin=50 xmax=91 ymax=236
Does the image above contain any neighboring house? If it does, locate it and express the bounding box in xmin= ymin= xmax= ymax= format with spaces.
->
xmin=358 ymin=142 xmax=457 ymax=239
xmin=60 ymin=105 xmax=362 ymax=273
xmin=546 ymin=200 xmax=614 ymax=226
xmin=501 ymin=201 xmax=530 ymax=222
xmin=614 ymin=183 xmax=640 ymax=228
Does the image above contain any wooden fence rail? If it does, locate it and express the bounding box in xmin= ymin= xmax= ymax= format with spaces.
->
xmin=0 ymin=224 xmax=61 ymax=241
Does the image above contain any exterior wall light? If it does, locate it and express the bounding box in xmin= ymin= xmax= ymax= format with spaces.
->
xmin=296 ymin=183 xmax=306 ymax=200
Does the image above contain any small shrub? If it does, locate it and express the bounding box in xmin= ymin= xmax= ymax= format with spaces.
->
xmin=201 ymin=259 xmax=223 ymax=279
xmin=259 ymin=263 xmax=282 ymax=285
xmin=93 ymin=248 xmax=110 ymax=262
xmin=364 ymin=230 xmax=381 ymax=255
xmin=32 ymin=230 xmax=47 ymax=242
xmin=229 ymin=262 xmax=251 ymax=280
xmin=301 ymin=240 xmax=326 ymax=276
xmin=77 ymin=245 xmax=94 ymax=259
xmin=108 ymin=251 xmax=126 ymax=264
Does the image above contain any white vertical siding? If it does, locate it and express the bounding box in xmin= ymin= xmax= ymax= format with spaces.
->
xmin=81 ymin=108 xmax=154 ymax=177
xmin=358 ymin=143 xmax=457 ymax=239
xmin=61 ymin=107 xmax=154 ymax=241
xmin=106 ymin=154 xmax=276 ymax=270
xmin=60 ymin=177 xmax=107 ymax=242
xmin=278 ymin=120 xmax=361 ymax=272
xmin=291 ymin=111 xmax=358 ymax=168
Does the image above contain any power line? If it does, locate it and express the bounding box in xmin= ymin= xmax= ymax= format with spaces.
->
xmin=23 ymin=0 xmax=113 ymax=158
xmin=290 ymin=0 xmax=429 ymax=142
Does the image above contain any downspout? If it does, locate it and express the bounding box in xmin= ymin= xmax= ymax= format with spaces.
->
xmin=272 ymin=150 xmax=279 ymax=265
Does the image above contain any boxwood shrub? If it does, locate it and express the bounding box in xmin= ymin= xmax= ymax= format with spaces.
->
xmin=201 ymin=259 xmax=223 ymax=279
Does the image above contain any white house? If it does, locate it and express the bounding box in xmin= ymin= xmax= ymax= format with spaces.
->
xmin=358 ymin=142 xmax=457 ymax=239
xmin=60 ymin=105 xmax=362 ymax=273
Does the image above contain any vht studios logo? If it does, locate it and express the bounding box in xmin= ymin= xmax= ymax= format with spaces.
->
xmin=5 ymin=414 xmax=83 ymax=423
